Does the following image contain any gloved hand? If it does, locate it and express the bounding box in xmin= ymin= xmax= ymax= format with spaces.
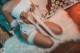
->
xmin=10 ymin=19 xmax=19 ymax=29
xmin=10 ymin=17 xmax=24 ymax=30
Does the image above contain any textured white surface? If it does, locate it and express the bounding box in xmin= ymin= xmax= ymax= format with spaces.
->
xmin=3 ymin=9 xmax=80 ymax=53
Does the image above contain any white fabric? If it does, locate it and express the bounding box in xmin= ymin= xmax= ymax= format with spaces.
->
xmin=11 ymin=0 xmax=38 ymax=45
xmin=31 ymin=13 xmax=58 ymax=39
xmin=27 ymin=16 xmax=49 ymax=36
xmin=43 ymin=8 xmax=80 ymax=52
xmin=3 ymin=9 xmax=80 ymax=53
xmin=31 ymin=7 xmax=58 ymax=39
xmin=10 ymin=19 xmax=18 ymax=28
xmin=11 ymin=0 xmax=31 ymax=18
xmin=16 ymin=17 xmax=24 ymax=25
xmin=20 ymin=23 xmax=36 ymax=36
xmin=27 ymin=29 xmax=37 ymax=44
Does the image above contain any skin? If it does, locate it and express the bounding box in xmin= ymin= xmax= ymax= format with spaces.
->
xmin=2 ymin=0 xmax=62 ymax=48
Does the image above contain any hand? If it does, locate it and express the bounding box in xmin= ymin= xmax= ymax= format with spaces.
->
xmin=30 ymin=3 xmax=35 ymax=12
xmin=20 ymin=11 xmax=36 ymax=24
xmin=41 ymin=10 xmax=48 ymax=17
xmin=20 ymin=11 xmax=29 ymax=20
xmin=20 ymin=11 xmax=31 ymax=24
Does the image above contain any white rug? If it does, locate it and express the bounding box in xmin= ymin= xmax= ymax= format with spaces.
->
xmin=3 ymin=9 xmax=80 ymax=53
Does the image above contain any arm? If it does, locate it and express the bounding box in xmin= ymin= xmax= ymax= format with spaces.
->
xmin=2 ymin=1 xmax=14 ymax=24
xmin=2 ymin=8 xmax=14 ymax=24
xmin=2 ymin=1 xmax=18 ymax=28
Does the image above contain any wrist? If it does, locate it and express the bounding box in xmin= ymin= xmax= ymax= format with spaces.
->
xmin=10 ymin=19 xmax=18 ymax=28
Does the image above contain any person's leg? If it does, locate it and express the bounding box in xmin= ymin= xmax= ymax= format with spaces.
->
xmin=33 ymin=32 xmax=53 ymax=48
xmin=21 ymin=31 xmax=53 ymax=48
xmin=39 ymin=20 xmax=62 ymax=35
